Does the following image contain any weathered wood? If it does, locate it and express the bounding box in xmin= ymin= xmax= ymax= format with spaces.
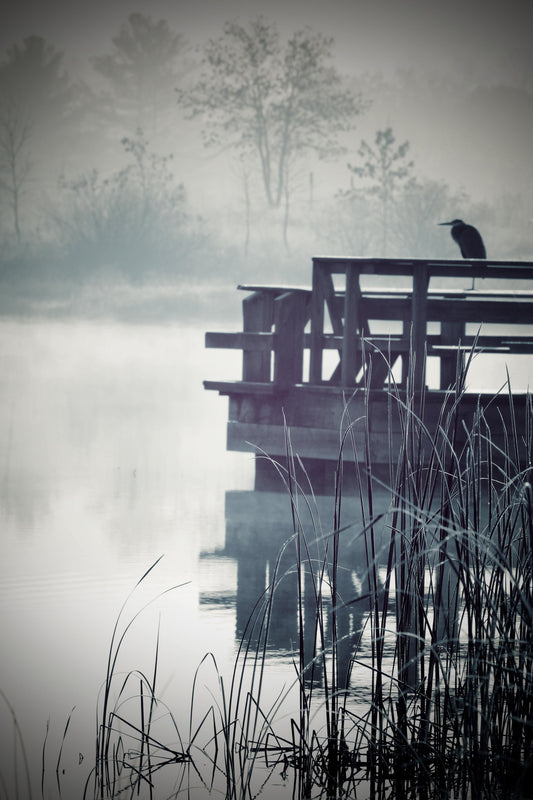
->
xmin=319 ymin=260 xmax=358 ymax=386
xmin=224 ymin=398 xmax=529 ymax=463
xmin=206 ymin=256 xmax=533 ymax=472
xmin=310 ymin=262 xmax=345 ymax=383
xmin=412 ymin=264 xmax=429 ymax=392
xmin=227 ymin=421 xmax=398 ymax=462
xmin=439 ymin=320 xmax=465 ymax=389
xmin=313 ymin=255 xmax=533 ymax=281
xmin=365 ymin=340 xmax=401 ymax=390
xmin=226 ymin=386 xmax=393 ymax=431
xmin=323 ymin=295 xmax=533 ymax=325
xmin=273 ymin=291 xmax=306 ymax=387
xmin=242 ymin=291 xmax=273 ymax=382
xmin=206 ymin=331 xmax=273 ymax=350
xmin=310 ymin=263 xmax=325 ymax=384
xmin=203 ymin=379 xmax=276 ymax=395
xmin=322 ymin=270 xmax=345 ymax=339
xmin=342 ymin=263 xmax=361 ymax=386
xmin=238 ymin=283 xmax=311 ymax=295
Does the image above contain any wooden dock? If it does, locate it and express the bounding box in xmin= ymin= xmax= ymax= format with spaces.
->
xmin=205 ymin=256 xmax=533 ymax=492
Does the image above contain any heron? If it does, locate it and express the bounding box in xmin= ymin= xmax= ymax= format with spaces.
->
xmin=438 ymin=219 xmax=486 ymax=289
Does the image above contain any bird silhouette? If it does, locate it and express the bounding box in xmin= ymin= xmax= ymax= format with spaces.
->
xmin=438 ymin=219 xmax=486 ymax=288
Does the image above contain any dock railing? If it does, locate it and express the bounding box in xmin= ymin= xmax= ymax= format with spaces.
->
xmin=206 ymin=256 xmax=533 ymax=394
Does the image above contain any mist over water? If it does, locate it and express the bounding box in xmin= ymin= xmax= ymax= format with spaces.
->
xmin=1 ymin=1 xmax=533 ymax=794
xmin=0 ymin=310 xmax=531 ymax=795
xmin=0 ymin=318 xmax=253 ymax=794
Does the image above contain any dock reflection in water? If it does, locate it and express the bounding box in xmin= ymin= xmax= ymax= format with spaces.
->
xmin=199 ymin=484 xmax=393 ymax=691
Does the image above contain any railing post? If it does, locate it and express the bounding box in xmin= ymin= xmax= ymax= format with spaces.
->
xmin=440 ymin=321 xmax=465 ymax=389
xmin=401 ymin=320 xmax=410 ymax=387
xmin=243 ymin=291 xmax=273 ymax=382
xmin=310 ymin=260 xmax=325 ymax=384
xmin=412 ymin=264 xmax=429 ymax=394
xmin=342 ymin=263 xmax=361 ymax=387
xmin=274 ymin=291 xmax=305 ymax=388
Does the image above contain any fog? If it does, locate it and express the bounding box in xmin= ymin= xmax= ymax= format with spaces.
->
xmin=1 ymin=5 xmax=533 ymax=795
xmin=1 ymin=0 xmax=533 ymax=315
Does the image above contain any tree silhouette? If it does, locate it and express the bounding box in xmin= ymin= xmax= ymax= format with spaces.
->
xmin=0 ymin=99 xmax=31 ymax=243
xmin=0 ymin=36 xmax=78 ymax=243
xmin=92 ymin=13 xmax=190 ymax=138
xmin=0 ymin=36 xmax=77 ymax=129
xmin=52 ymin=130 xmax=197 ymax=279
xmin=347 ymin=127 xmax=414 ymax=256
xmin=178 ymin=18 xmax=363 ymax=221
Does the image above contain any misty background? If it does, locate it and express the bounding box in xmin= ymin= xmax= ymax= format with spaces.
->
xmin=1 ymin=4 xmax=533 ymax=794
xmin=1 ymin=0 xmax=533 ymax=319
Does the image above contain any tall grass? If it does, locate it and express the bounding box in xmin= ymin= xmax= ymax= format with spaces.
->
xmin=86 ymin=352 xmax=532 ymax=799
xmin=202 ymin=348 xmax=533 ymax=799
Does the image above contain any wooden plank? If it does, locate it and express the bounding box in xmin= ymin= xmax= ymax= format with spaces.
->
xmin=439 ymin=320 xmax=465 ymax=390
xmin=365 ymin=342 xmax=400 ymax=389
xmin=311 ymin=258 xmax=533 ymax=291
xmin=355 ymin=296 xmax=533 ymax=324
xmin=432 ymin=299 xmax=533 ymax=324
xmin=310 ymin=261 xmax=325 ymax=384
xmin=206 ymin=331 xmax=273 ymax=350
xmin=320 ymin=266 xmax=346 ymax=383
xmin=207 ymin=331 xmax=533 ymax=355
xmin=306 ymin=334 xmax=411 ymax=351
xmin=273 ymin=291 xmax=306 ymax=387
xmin=226 ymin=385 xmax=394 ymax=432
xmin=203 ymin=380 xmax=276 ymax=395
xmin=322 ymin=271 xmax=345 ymax=338
xmin=412 ymin=264 xmax=429 ymax=393
xmin=242 ymin=291 xmax=273 ymax=382
xmin=227 ymin=420 xmax=397 ymax=462
xmin=241 ymin=282 xmax=533 ymax=299
xmin=238 ymin=283 xmax=311 ymax=294
xmin=365 ymin=288 xmax=533 ymax=298
xmin=342 ymin=263 xmax=361 ymax=386
xmin=400 ymin=320 xmax=411 ymax=385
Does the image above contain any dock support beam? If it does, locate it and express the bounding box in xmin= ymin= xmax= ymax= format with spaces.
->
xmin=342 ymin=264 xmax=361 ymax=387
xmin=243 ymin=291 xmax=273 ymax=382
xmin=274 ymin=291 xmax=306 ymax=388
xmin=412 ymin=265 xmax=429 ymax=394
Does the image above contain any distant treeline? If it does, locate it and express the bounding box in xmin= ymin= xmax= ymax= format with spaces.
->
xmin=1 ymin=14 xmax=532 ymax=312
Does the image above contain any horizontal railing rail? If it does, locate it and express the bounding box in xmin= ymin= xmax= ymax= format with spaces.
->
xmin=205 ymin=257 xmax=533 ymax=392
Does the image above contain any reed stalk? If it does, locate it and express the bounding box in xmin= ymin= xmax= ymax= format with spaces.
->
xmin=83 ymin=346 xmax=532 ymax=800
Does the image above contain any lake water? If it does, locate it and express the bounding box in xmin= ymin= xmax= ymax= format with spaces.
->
xmin=0 ymin=319 xmax=258 ymax=796
xmin=0 ymin=316 xmax=531 ymax=799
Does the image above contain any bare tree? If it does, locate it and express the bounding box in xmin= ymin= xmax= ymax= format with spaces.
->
xmin=0 ymin=36 xmax=77 ymax=129
xmin=52 ymin=130 xmax=196 ymax=279
xmin=92 ymin=13 xmax=190 ymax=139
xmin=346 ymin=127 xmax=414 ymax=256
xmin=392 ymin=178 xmax=469 ymax=258
xmin=177 ymin=18 xmax=364 ymax=220
xmin=0 ymin=36 xmax=79 ymax=243
xmin=0 ymin=99 xmax=31 ymax=243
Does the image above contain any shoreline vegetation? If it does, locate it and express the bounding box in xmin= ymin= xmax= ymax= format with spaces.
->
xmin=2 ymin=349 xmax=533 ymax=800
xmin=0 ymin=277 xmax=242 ymax=324
xmin=0 ymin=234 xmax=307 ymax=324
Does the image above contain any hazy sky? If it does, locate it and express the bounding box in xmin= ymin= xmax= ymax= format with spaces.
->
xmin=3 ymin=0 xmax=533 ymax=81
xmin=3 ymin=0 xmax=533 ymax=236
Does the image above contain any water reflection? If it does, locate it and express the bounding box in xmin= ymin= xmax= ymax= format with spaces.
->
xmin=0 ymin=319 xmax=253 ymax=798
xmin=200 ymin=487 xmax=392 ymax=690
xmin=1 ymin=317 xmax=520 ymax=798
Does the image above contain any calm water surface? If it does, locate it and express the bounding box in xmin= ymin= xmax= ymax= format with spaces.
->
xmin=0 ymin=319 xmax=262 ymax=796
xmin=0 ymin=317 xmax=531 ymax=798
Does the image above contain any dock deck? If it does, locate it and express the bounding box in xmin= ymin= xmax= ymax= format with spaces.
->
xmin=205 ymin=256 xmax=533 ymax=490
